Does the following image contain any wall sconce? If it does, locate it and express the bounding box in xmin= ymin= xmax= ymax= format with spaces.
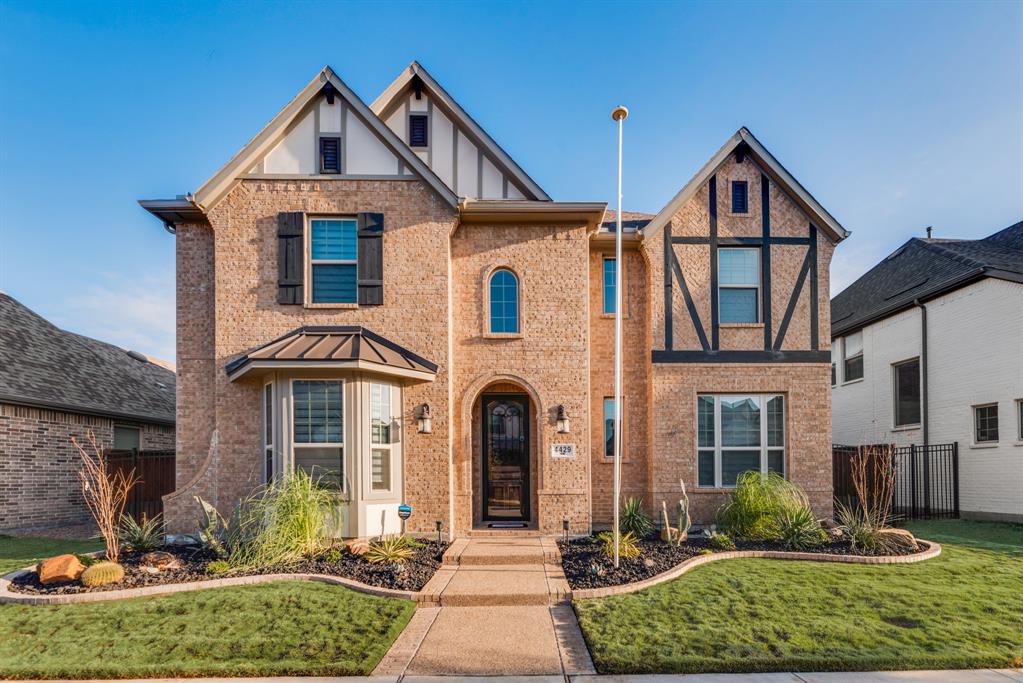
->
xmin=556 ymin=405 xmax=571 ymax=434
xmin=417 ymin=404 xmax=432 ymax=434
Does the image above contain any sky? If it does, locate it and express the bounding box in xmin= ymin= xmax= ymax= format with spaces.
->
xmin=1 ymin=0 xmax=1021 ymax=363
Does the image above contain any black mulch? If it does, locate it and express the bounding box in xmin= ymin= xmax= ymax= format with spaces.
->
xmin=558 ymin=535 xmax=926 ymax=590
xmin=9 ymin=540 xmax=450 ymax=595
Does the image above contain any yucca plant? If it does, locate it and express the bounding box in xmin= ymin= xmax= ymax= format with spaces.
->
xmin=118 ymin=513 xmax=164 ymax=552
xmin=619 ymin=497 xmax=654 ymax=538
xmin=597 ymin=530 xmax=641 ymax=559
xmin=365 ymin=535 xmax=420 ymax=564
xmin=776 ymin=505 xmax=827 ymax=550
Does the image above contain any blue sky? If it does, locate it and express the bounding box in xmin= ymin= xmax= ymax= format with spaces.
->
xmin=1 ymin=0 xmax=1020 ymax=362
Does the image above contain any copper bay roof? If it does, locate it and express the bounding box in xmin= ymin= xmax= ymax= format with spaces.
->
xmin=225 ymin=326 xmax=438 ymax=381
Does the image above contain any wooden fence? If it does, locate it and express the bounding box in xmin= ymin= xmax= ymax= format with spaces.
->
xmin=105 ymin=449 xmax=176 ymax=522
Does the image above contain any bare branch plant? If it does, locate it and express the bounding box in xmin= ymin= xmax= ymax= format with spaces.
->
xmin=72 ymin=430 xmax=138 ymax=562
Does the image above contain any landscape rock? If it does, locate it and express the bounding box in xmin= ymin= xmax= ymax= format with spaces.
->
xmin=37 ymin=554 xmax=85 ymax=585
xmin=659 ymin=526 xmax=679 ymax=543
xmin=140 ymin=551 xmax=183 ymax=571
xmin=345 ymin=538 xmax=370 ymax=556
xmin=880 ymin=528 xmax=920 ymax=551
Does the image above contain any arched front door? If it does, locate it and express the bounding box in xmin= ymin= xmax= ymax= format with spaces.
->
xmin=481 ymin=394 xmax=530 ymax=522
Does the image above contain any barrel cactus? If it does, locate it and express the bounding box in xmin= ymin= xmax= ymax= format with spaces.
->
xmin=80 ymin=561 xmax=125 ymax=587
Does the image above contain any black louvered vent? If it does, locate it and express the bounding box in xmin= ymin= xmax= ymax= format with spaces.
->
xmin=731 ymin=180 xmax=748 ymax=213
xmin=320 ymin=136 xmax=340 ymax=174
xmin=409 ymin=114 xmax=428 ymax=148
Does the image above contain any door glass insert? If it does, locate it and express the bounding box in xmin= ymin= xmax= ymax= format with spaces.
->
xmin=483 ymin=396 xmax=529 ymax=521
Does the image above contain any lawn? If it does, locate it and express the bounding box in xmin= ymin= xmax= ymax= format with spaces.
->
xmin=574 ymin=519 xmax=1023 ymax=674
xmin=0 ymin=537 xmax=415 ymax=679
xmin=0 ymin=535 xmax=102 ymax=576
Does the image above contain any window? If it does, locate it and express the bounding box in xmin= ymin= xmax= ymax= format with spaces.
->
xmin=698 ymin=394 xmax=785 ymax=488
xmin=488 ymin=269 xmax=519 ymax=333
xmin=370 ymin=382 xmax=394 ymax=492
xmin=731 ymin=180 xmax=749 ymax=213
xmin=718 ymin=248 xmax=760 ymax=323
xmin=292 ymin=380 xmax=344 ymax=489
xmin=1018 ymin=400 xmax=1023 ymax=441
xmin=843 ymin=331 xmax=864 ymax=382
xmin=830 ymin=340 xmax=839 ymax=386
xmin=603 ymin=397 xmax=623 ymax=458
xmin=602 ymin=257 xmax=616 ymax=315
xmin=409 ymin=114 xmax=428 ymax=148
xmin=113 ymin=426 xmax=140 ymax=451
xmin=310 ymin=218 xmax=357 ymax=304
xmin=893 ymin=358 xmax=921 ymax=427
xmin=974 ymin=404 xmax=999 ymax=444
xmin=263 ymin=382 xmax=274 ymax=483
xmin=319 ymin=136 xmax=341 ymax=174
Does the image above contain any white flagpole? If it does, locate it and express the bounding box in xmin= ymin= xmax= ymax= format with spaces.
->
xmin=611 ymin=105 xmax=628 ymax=569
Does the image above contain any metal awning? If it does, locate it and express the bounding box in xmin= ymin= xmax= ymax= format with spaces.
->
xmin=225 ymin=326 xmax=438 ymax=382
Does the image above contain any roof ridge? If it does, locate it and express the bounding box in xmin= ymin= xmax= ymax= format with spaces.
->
xmin=914 ymin=237 xmax=988 ymax=270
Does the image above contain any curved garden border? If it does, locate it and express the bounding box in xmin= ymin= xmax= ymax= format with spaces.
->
xmin=568 ymin=539 xmax=942 ymax=600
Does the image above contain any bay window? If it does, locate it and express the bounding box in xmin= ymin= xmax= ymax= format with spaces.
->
xmin=263 ymin=382 xmax=274 ymax=483
xmin=698 ymin=394 xmax=785 ymax=488
xmin=292 ymin=379 xmax=344 ymax=490
xmin=369 ymin=382 xmax=396 ymax=493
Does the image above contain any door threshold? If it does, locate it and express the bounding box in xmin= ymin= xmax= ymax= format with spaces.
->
xmin=487 ymin=522 xmax=529 ymax=529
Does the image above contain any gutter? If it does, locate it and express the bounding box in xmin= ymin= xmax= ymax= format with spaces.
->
xmin=0 ymin=394 xmax=175 ymax=428
xmin=458 ymin=200 xmax=608 ymax=227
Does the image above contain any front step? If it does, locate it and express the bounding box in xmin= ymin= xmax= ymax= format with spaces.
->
xmin=442 ymin=537 xmax=560 ymax=566
xmin=435 ymin=563 xmax=554 ymax=607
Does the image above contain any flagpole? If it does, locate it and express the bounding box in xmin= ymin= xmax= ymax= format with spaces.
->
xmin=611 ymin=105 xmax=628 ymax=569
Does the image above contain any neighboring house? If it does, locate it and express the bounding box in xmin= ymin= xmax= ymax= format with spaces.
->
xmin=831 ymin=222 xmax=1023 ymax=522
xmin=141 ymin=62 xmax=846 ymax=538
xmin=0 ymin=292 xmax=176 ymax=532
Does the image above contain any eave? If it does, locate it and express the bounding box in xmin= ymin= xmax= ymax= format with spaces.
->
xmin=458 ymin=200 xmax=607 ymax=227
xmin=138 ymin=198 xmax=208 ymax=230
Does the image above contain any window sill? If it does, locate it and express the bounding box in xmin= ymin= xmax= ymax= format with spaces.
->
xmin=600 ymin=312 xmax=630 ymax=320
xmin=306 ymin=302 xmax=359 ymax=310
xmin=693 ymin=487 xmax=736 ymax=493
xmin=483 ymin=332 xmax=523 ymax=340
xmin=719 ymin=322 xmax=764 ymax=329
xmin=599 ymin=457 xmax=635 ymax=465
xmin=841 ymin=378 xmax=864 ymax=386
xmin=891 ymin=424 xmax=921 ymax=432
xmin=969 ymin=442 xmax=999 ymax=450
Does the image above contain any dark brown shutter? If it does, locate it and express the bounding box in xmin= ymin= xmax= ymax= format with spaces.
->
xmin=277 ymin=212 xmax=305 ymax=305
xmin=357 ymin=212 xmax=383 ymax=305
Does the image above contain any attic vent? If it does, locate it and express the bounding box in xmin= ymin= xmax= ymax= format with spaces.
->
xmin=409 ymin=114 xmax=428 ymax=148
xmin=127 ymin=350 xmax=148 ymax=363
xmin=320 ymin=136 xmax=341 ymax=174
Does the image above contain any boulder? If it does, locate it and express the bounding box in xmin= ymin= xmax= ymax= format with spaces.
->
xmin=345 ymin=538 xmax=370 ymax=556
xmin=880 ymin=528 xmax=920 ymax=552
xmin=37 ymin=554 xmax=86 ymax=585
xmin=140 ymin=551 xmax=183 ymax=572
xmin=659 ymin=526 xmax=678 ymax=543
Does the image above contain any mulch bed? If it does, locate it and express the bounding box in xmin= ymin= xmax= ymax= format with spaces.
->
xmin=558 ymin=534 xmax=926 ymax=590
xmin=8 ymin=540 xmax=450 ymax=596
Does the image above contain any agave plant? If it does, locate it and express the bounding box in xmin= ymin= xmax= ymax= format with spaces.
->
xmin=118 ymin=513 xmax=164 ymax=552
xmin=619 ymin=497 xmax=654 ymax=538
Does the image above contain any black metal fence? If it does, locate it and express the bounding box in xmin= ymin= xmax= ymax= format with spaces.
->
xmin=106 ymin=449 xmax=176 ymax=522
xmin=833 ymin=442 xmax=959 ymax=520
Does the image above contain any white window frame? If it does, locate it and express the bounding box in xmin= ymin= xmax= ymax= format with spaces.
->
xmin=263 ymin=381 xmax=275 ymax=483
xmin=290 ymin=377 xmax=346 ymax=493
xmin=717 ymin=248 xmax=761 ymax=324
xmin=487 ymin=267 xmax=521 ymax=335
xmin=973 ymin=402 xmax=999 ymax=445
xmin=307 ymin=216 xmax=358 ymax=305
xmin=366 ymin=381 xmax=400 ymax=497
xmin=697 ymin=394 xmax=785 ymax=488
xmin=602 ymin=256 xmax=616 ymax=315
xmin=842 ymin=331 xmax=864 ymax=383
xmin=1017 ymin=399 xmax=1023 ymax=443
xmin=830 ymin=339 xmax=840 ymax=386
xmin=602 ymin=396 xmax=624 ymax=459
xmin=892 ymin=357 xmax=921 ymax=428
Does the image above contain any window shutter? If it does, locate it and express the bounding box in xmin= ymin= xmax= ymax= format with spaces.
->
xmin=357 ymin=212 xmax=384 ymax=305
xmin=409 ymin=114 xmax=428 ymax=147
xmin=277 ymin=212 xmax=305 ymax=305
xmin=320 ymin=137 xmax=340 ymax=174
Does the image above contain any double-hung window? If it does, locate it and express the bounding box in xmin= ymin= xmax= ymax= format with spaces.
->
xmin=974 ymin=403 xmax=998 ymax=444
xmin=831 ymin=340 xmax=839 ymax=386
xmin=718 ymin=248 xmax=760 ymax=323
xmin=843 ymin=331 xmax=864 ymax=382
xmin=698 ymin=394 xmax=785 ymax=488
xmin=369 ymin=382 xmax=395 ymax=493
xmin=292 ymin=380 xmax=344 ymax=490
xmin=310 ymin=218 xmax=358 ymax=304
xmin=602 ymin=257 xmax=616 ymax=315
xmin=892 ymin=358 xmax=921 ymax=427
xmin=263 ymin=382 xmax=274 ymax=483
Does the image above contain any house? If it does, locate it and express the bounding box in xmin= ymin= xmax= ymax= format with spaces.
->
xmin=831 ymin=221 xmax=1023 ymax=522
xmin=0 ymin=292 xmax=176 ymax=532
xmin=141 ymin=62 xmax=846 ymax=538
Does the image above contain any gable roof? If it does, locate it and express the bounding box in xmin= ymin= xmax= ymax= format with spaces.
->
xmin=370 ymin=61 xmax=551 ymax=202
xmin=642 ymin=127 xmax=849 ymax=243
xmin=831 ymin=220 xmax=1023 ymax=337
xmin=0 ymin=293 xmax=176 ymax=425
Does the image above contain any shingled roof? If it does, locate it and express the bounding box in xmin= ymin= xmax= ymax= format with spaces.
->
xmin=0 ymin=293 xmax=176 ymax=425
xmin=831 ymin=220 xmax=1023 ymax=337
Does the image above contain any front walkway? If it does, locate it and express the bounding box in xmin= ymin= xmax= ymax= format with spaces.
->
xmin=374 ymin=537 xmax=593 ymax=677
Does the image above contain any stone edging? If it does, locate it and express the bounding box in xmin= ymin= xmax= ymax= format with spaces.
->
xmin=0 ymin=566 xmax=419 ymax=605
xmin=569 ymin=539 xmax=942 ymax=600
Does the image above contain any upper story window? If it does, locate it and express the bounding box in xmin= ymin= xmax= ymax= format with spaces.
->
xmin=698 ymin=394 xmax=784 ymax=488
xmin=718 ymin=248 xmax=760 ymax=323
xmin=893 ymin=358 xmax=921 ymax=427
xmin=292 ymin=380 xmax=344 ymax=490
xmin=602 ymin=257 xmax=616 ymax=315
xmin=603 ymin=397 xmax=622 ymax=458
xmin=409 ymin=114 xmax=428 ymax=148
xmin=319 ymin=136 xmax=341 ymax=174
xmin=1017 ymin=399 xmax=1023 ymax=441
xmin=974 ymin=403 xmax=998 ymax=444
xmin=731 ymin=180 xmax=749 ymax=213
xmin=488 ymin=269 xmax=520 ymax=334
xmin=830 ymin=340 xmax=839 ymax=386
xmin=843 ymin=331 xmax=864 ymax=382
xmin=310 ymin=218 xmax=358 ymax=304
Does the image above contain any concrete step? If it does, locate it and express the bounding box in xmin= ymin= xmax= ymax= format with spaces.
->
xmin=442 ymin=537 xmax=560 ymax=566
xmin=435 ymin=563 xmax=553 ymax=607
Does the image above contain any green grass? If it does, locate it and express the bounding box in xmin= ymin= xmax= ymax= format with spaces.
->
xmin=0 ymin=535 xmax=102 ymax=576
xmin=574 ymin=519 xmax=1023 ymax=674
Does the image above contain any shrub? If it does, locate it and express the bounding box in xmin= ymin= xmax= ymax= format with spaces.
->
xmin=321 ymin=547 xmax=344 ymax=563
xmin=709 ymin=531 xmax=736 ymax=551
xmin=119 ymin=513 xmax=164 ymax=553
xmin=620 ymin=497 xmax=654 ymax=538
xmin=836 ymin=502 xmax=900 ymax=554
xmin=597 ymin=530 xmax=641 ymax=559
xmin=835 ymin=444 xmax=903 ymax=554
xmin=776 ymin=505 xmax=827 ymax=550
xmin=365 ymin=535 xmax=419 ymax=564
xmin=716 ymin=471 xmax=809 ymax=540
xmin=80 ymin=561 xmax=125 ymax=587
xmin=72 ymin=431 xmax=138 ymax=563
xmin=206 ymin=559 xmax=231 ymax=575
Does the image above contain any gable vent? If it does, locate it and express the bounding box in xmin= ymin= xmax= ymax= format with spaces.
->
xmin=320 ymin=136 xmax=341 ymax=174
xmin=409 ymin=114 xmax=428 ymax=148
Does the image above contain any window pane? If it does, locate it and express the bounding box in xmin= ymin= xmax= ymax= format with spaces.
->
xmin=312 ymin=264 xmax=357 ymax=303
xmin=489 ymin=269 xmax=519 ymax=333
xmin=831 ymin=363 xmax=836 ymax=386
xmin=113 ymin=426 xmax=140 ymax=451
xmin=698 ymin=395 xmax=715 ymax=447
xmin=845 ymin=355 xmax=864 ymax=382
xmin=370 ymin=383 xmax=391 ymax=444
xmin=295 ymin=447 xmax=343 ymax=489
xmin=293 ymin=380 xmax=343 ymax=444
xmin=698 ymin=450 xmax=715 ymax=487
xmin=603 ymin=398 xmax=616 ymax=457
xmin=767 ymin=450 xmax=784 ymax=476
xmin=721 ymin=396 xmax=760 ymax=447
xmin=722 ymin=450 xmax=761 ymax=486
xmin=371 ymin=448 xmax=391 ymax=491
xmin=975 ymin=405 xmax=998 ymax=443
xmin=767 ymin=396 xmax=784 ymax=447
xmin=720 ymin=288 xmax=758 ymax=323
xmin=264 ymin=384 xmax=273 ymax=446
xmin=719 ymin=249 xmax=759 ymax=286
xmin=265 ymin=448 xmax=274 ymax=483
xmin=894 ymin=359 xmax=921 ymax=426
xmin=311 ymin=219 xmax=357 ymax=260
xmin=845 ymin=331 xmax=863 ymax=357
xmin=602 ymin=258 xmax=616 ymax=314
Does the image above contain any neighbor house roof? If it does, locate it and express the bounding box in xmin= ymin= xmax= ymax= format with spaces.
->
xmin=225 ymin=326 xmax=438 ymax=382
xmin=641 ymin=128 xmax=849 ymax=243
xmin=0 ymin=293 xmax=176 ymax=425
xmin=831 ymin=220 xmax=1023 ymax=337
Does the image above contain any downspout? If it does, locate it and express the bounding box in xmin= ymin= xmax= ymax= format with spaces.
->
xmin=914 ymin=299 xmax=928 ymax=448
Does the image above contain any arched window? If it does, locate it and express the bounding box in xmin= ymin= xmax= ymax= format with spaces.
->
xmin=488 ymin=269 xmax=519 ymax=334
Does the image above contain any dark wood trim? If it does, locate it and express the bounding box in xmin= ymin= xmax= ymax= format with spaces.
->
xmin=669 ymin=243 xmax=711 ymax=351
xmin=773 ymin=240 xmax=813 ymax=351
xmin=663 ymin=223 xmax=673 ymax=350
xmin=709 ymin=175 xmax=719 ymax=350
xmin=652 ymin=350 xmax=830 ymax=364
xmin=809 ymin=223 xmax=819 ymax=350
xmin=671 ymin=236 xmax=808 ymax=246
xmin=761 ymin=173 xmax=772 ymax=351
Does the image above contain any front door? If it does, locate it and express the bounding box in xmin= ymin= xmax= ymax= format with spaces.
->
xmin=482 ymin=394 xmax=530 ymax=522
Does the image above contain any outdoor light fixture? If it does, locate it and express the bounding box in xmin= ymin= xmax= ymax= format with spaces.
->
xmin=435 ymin=520 xmax=443 ymax=545
xmin=563 ymin=518 xmax=570 ymax=542
xmin=556 ymin=405 xmax=571 ymax=434
xmin=417 ymin=403 xmax=432 ymax=434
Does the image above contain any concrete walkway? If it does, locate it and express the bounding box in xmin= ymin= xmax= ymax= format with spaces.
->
xmin=373 ymin=537 xmax=592 ymax=677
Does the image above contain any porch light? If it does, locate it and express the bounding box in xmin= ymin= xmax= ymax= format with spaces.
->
xmin=417 ymin=403 xmax=432 ymax=434
xmin=556 ymin=405 xmax=571 ymax=434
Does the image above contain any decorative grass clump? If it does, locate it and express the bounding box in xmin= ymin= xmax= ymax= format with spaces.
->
xmin=79 ymin=561 xmax=124 ymax=587
xmin=597 ymin=531 xmax=641 ymax=559
xmin=619 ymin=497 xmax=654 ymax=539
xmin=716 ymin=471 xmax=815 ymax=541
